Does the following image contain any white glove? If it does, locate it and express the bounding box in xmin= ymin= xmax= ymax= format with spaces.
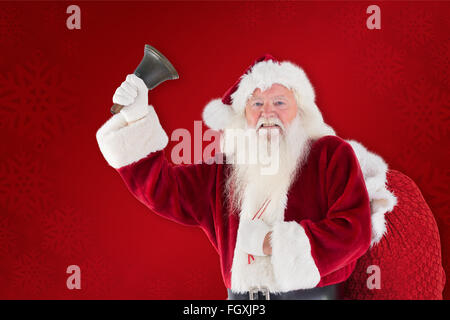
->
xmin=113 ymin=74 xmax=149 ymax=123
xmin=236 ymin=219 xmax=272 ymax=257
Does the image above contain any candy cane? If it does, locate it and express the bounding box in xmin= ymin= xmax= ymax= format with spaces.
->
xmin=248 ymin=199 xmax=271 ymax=264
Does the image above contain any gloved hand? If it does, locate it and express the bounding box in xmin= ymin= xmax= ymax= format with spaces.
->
xmin=113 ymin=74 xmax=149 ymax=123
xmin=236 ymin=219 xmax=272 ymax=257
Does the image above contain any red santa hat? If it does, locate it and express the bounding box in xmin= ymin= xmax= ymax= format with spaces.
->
xmin=202 ymin=54 xmax=335 ymax=139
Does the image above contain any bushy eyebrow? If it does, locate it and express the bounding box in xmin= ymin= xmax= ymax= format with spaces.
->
xmin=273 ymin=95 xmax=288 ymax=100
xmin=249 ymin=95 xmax=287 ymax=101
xmin=248 ymin=94 xmax=262 ymax=101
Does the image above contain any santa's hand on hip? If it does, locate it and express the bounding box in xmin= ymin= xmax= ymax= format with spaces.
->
xmin=113 ymin=74 xmax=150 ymax=123
xmin=236 ymin=219 xmax=272 ymax=257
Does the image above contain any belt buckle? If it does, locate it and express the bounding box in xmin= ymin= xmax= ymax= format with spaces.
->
xmin=249 ymin=287 xmax=259 ymax=300
xmin=249 ymin=286 xmax=270 ymax=300
xmin=260 ymin=286 xmax=270 ymax=300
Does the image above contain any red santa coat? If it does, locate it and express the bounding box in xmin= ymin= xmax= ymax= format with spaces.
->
xmin=97 ymin=106 xmax=372 ymax=292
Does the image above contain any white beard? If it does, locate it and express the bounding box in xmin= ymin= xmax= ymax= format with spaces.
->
xmin=224 ymin=114 xmax=312 ymax=221
xmin=224 ymin=114 xmax=313 ymax=293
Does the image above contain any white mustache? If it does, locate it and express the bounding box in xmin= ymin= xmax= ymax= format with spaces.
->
xmin=256 ymin=117 xmax=285 ymax=131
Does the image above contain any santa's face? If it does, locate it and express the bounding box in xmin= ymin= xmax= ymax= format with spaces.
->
xmin=244 ymin=84 xmax=298 ymax=133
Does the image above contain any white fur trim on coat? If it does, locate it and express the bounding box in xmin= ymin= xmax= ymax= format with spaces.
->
xmin=96 ymin=105 xmax=169 ymax=169
xmin=270 ymin=221 xmax=321 ymax=291
xmin=347 ymin=140 xmax=398 ymax=246
xmin=202 ymin=98 xmax=234 ymax=131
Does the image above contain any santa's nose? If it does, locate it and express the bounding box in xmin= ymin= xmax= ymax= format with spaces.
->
xmin=261 ymin=102 xmax=276 ymax=118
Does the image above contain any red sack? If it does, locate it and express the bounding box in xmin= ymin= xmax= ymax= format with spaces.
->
xmin=339 ymin=170 xmax=446 ymax=299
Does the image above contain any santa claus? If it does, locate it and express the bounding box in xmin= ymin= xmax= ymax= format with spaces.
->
xmin=96 ymin=54 xmax=397 ymax=300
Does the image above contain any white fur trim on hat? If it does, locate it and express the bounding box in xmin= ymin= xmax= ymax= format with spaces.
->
xmin=231 ymin=60 xmax=316 ymax=115
xmin=347 ymin=140 xmax=398 ymax=246
xmin=202 ymin=98 xmax=234 ymax=131
xmin=202 ymin=59 xmax=335 ymax=139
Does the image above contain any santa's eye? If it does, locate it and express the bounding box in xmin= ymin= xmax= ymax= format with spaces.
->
xmin=253 ymin=102 xmax=263 ymax=107
xmin=274 ymin=101 xmax=285 ymax=106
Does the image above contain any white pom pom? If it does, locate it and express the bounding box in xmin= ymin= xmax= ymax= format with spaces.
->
xmin=202 ymin=99 xmax=234 ymax=130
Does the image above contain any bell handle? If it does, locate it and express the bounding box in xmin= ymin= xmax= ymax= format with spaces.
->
xmin=110 ymin=103 xmax=124 ymax=115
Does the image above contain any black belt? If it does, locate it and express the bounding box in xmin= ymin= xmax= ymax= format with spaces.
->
xmin=227 ymin=285 xmax=337 ymax=300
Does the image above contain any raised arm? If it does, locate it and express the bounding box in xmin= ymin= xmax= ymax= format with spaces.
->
xmin=96 ymin=74 xmax=218 ymax=238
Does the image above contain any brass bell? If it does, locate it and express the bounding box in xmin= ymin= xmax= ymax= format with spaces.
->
xmin=110 ymin=44 xmax=179 ymax=115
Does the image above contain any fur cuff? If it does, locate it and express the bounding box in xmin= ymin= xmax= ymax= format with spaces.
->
xmin=347 ymin=140 xmax=398 ymax=246
xmin=96 ymin=105 xmax=169 ymax=169
xmin=236 ymin=219 xmax=271 ymax=256
xmin=270 ymin=221 xmax=321 ymax=291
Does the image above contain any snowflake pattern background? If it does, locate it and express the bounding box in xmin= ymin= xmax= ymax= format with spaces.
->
xmin=393 ymin=77 xmax=450 ymax=153
xmin=41 ymin=206 xmax=95 ymax=259
xmin=0 ymin=51 xmax=80 ymax=144
xmin=335 ymin=3 xmax=369 ymax=42
xmin=0 ymin=215 xmax=17 ymax=257
xmin=430 ymin=39 xmax=450 ymax=90
xmin=354 ymin=39 xmax=407 ymax=96
xmin=0 ymin=150 xmax=54 ymax=220
xmin=77 ymin=255 xmax=114 ymax=298
xmin=0 ymin=7 xmax=24 ymax=50
xmin=392 ymin=8 xmax=435 ymax=49
xmin=10 ymin=250 xmax=57 ymax=297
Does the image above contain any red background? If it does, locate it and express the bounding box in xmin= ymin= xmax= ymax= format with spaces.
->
xmin=0 ymin=1 xmax=448 ymax=299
